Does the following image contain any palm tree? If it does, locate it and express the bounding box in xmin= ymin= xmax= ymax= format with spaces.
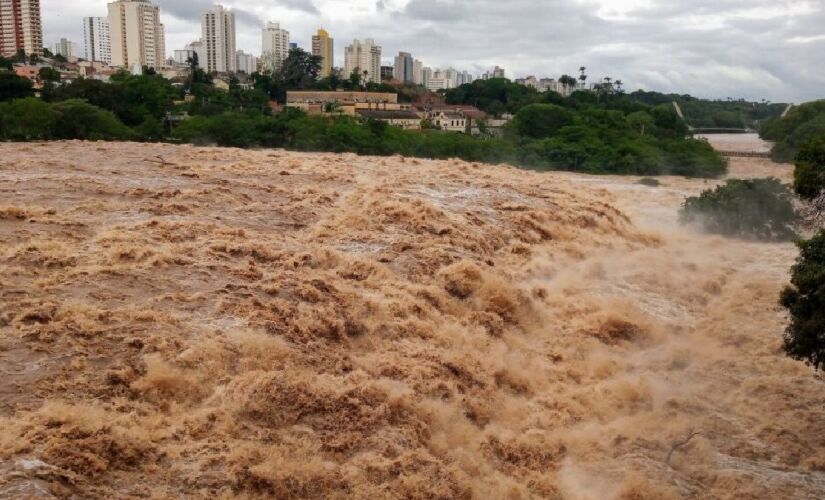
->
xmin=362 ymin=70 xmax=369 ymax=91
xmin=615 ymin=80 xmax=623 ymax=93
xmin=578 ymin=66 xmax=587 ymax=87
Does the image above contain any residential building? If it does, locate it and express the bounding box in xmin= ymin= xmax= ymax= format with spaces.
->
xmin=289 ymin=42 xmax=297 ymax=50
xmin=53 ymin=38 xmax=77 ymax=59
xmin=0 ymin=0 xmax=42 ymax=57
xmin=380 ymin=65 xmax=393 ymax=81
xmin=201 ymin=4 xmax=235 ymax=73
xmin=481 ymin=66 xmax=505 ymax=80
xmin=421 ymin=66 xmax=432 ymax=88
xmin=356 ymin=109 xmax=421 ymax=130
xmin=311 ymin=28 xmax=333 ymax=77
xmin=426 ymin=68 xmax=457 ymax=91
xmin=107 ymin=0 xmax=166 ymax=69
xmin=82 ymin=17 xmax=111 ymax=64
xmin=173 ymin=40 xmax=205 ymax=66
xmin=456 ymin=70 xmax=472 ymax=86
xmin=235 ymin=50 xmax=257 ymax=74
xmin=412 ymin=59 xmax=423 ymax=85
xmin=431 ymin=110 xmax=467 ymax=133
xmin=286 ymin=90 xmax=411 ymax=116
xmin=344 ymin=38 xmax=381 ymax=84
xmin=393 ymin=51 xmax=413 ymax=83
xmin=261 ymin=21 xmax=289 ymax=72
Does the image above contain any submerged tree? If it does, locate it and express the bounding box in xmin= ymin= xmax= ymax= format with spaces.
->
xmin=679 ymin=178 xmax=797 ymax=241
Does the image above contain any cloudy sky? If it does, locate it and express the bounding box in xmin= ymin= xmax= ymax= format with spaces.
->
xmin=42 ymin=0 xmax=824 ymax=102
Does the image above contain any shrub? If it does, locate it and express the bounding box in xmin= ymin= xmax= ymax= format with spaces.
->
xmin=780 ymin=230 xmax=825 ymax=370
xmin=679 ymin=178 xmax=797 ymax=241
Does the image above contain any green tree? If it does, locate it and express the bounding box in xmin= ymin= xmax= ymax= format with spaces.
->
xmin=51 ymin=99 xmax=132 ymax=140
xmin=0 ymin=55 xmax=12 ymax=70
xmin=780 ymin=230 xmax=825 ymax=370
xmin=38 ymin=67 xmax=61 ymax=83
xmin=0 ymin=97 xmax=57 ymax=140
xmin=512 ymin=103 xmax=575 ymax=139
xmin=279 ymin=48 xmax=322 ymax=89
xmin=0 ymin=72 xmax=34 ymax=101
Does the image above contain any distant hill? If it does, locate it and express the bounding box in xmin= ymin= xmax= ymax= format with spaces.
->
xmin=760 ymin=99 xmax=825 ymax=162
xmin=628 ymin=91 xmax=787 ymax=130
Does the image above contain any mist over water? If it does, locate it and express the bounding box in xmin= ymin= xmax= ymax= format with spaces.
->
xmin=1 ymin=139 xmax=823 ymax=498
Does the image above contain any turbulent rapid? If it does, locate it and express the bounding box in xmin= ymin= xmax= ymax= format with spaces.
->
xmin=1 ymin=137 xmax=823 ymax=499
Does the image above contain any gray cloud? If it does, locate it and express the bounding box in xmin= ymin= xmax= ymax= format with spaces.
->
xmin=40 ymin=0 xmax=825 ymax=103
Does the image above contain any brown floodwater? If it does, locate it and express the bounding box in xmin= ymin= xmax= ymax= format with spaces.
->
xmin=0 ymin=137 xmax=822 ymax=499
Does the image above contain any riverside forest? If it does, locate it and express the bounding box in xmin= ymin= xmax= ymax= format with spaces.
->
xmin=0 ymin=49 xmax=787 ymax=178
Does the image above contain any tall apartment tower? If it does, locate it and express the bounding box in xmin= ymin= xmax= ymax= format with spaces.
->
xmin=261 ymin=21 xmax=289 ymax=73
xmin=311 ymin=28 xmax=333 ymax=78
xmin=83 ymin=17 xmax=111 ymax=64
xmin=53 ymin=38 xmax=76 ymax=59
xmin=412 ymin=59 xmax=423 ymax=85
xmin=107 ymin=0 xmax=165 ymax=69
xmin=393 ymin=51 xmax=413 ymax=83
xmin=344 ymin=38 xmax=381 ymax=85
xmin=201 ymin=4 xmax=235 ymax=73
xmin=0 ymin=0 xmax=43 ymax=57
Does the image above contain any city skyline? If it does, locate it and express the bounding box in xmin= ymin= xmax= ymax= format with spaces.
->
xmin=32 ymin=0 xmax=825 ymax=102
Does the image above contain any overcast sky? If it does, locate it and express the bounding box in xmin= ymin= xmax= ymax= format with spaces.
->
xmin=42 ymin=0 xmax=824 ymax=102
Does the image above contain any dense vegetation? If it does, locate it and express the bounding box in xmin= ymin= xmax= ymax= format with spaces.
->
xmin=679 ymin=178 xmax=797 ymax=241
xmin=781 ymin=139 xmax=825 ymax=370
xmin=760 ymin=100 xmax=825 ymax=162
xmin=0 ymin=56 xmax=727 ymax=177
xmin=793 ymin=136 xmax=825 ymax=201
xmin=781 ymin=232 xmax=825 ymax=369
xmin=629 ymin=91 xmax=786 ymax=130
xmin=445 ymin=80 xmax=727 ymax=176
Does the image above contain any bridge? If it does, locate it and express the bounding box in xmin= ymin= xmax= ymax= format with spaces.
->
xmin=716 ymin=150 xmax=772 ymax=159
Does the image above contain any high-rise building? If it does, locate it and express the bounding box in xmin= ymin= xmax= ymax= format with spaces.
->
xmin=261 ymin=21 xmax=289 ymax=72
xmin=344 ymin=38 xmax=381 ymax=85
xmin=53 ymin=38 xmax=77 ymax=59
xmin=201 ymin=4 xmax=235 ymax=73
xmin=236 ymin=50 xmax=257 ymax=74
xmin=422 ymin=66 xmax=432 ymax=88
xmin=174 ymin=40 xmax=205 ymax=67
xmin=413 ymin=59 xmax=423 ymax=85
xmin=107 ymin=0 xmax=166 ymax=69
xmin=83 ymin=17 xmax=111 ymax=64
xmin=311 ymin=28 xmax=333 ymax=78
xmin=393 ymin=51 xmax=413 ymax=83
xmin=380 ymin=65 xmax=393 ymax=81
xmin=0 ymin=0 xmax=42 ymax=57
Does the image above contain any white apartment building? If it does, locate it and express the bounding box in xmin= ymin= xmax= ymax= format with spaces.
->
xmin=421 ymin=66 xmax=432 ymax=88
xmin=173 ymin=39 xmax=205 ymax=66
xmin=236 ymin=50 xmax=257 ymax=74
xmin=0 ymin=0 xmax=42 ymax=57
xmin=107 ymin=0 xmax=165 ymax=69
xmin=53 ymin=38 xmax=77 ymax=59
xmin=344 ymin=38 xmax=381 ymax=84
xmin=425 ymin=68 xmax=458 ymax=91
xmin=201 ymin=4 xmax=235 ymax=73
xmin=413 ymin=59 xmax=423 ymax=85
xmin=261 ymin=21 xmax=289 ymax=73
xmin=82 ymin=17 xmax=111 ymax=64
